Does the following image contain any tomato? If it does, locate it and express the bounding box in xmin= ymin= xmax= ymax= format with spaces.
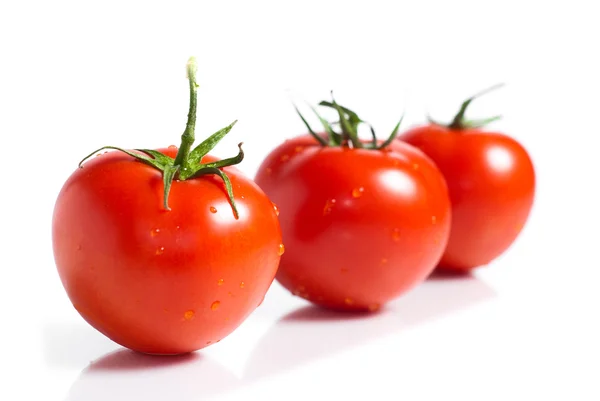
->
xmin=52 ymin=58 xmax=282 ymax=355
xmin=255 ymin=97 xmax=451 ymax=312
xmin=399 ymin=85 xmax=535 ymax=271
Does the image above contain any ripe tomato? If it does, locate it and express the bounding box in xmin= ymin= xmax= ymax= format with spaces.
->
xmin=52 ymin=58 xmax=282 ymax=355
xmin=255 ymin=97 xmax=451 ymax=312
xmin=400 ymin=85 xmax=535 ymax=271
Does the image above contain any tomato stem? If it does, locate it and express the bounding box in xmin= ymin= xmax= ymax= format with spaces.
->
xmin=440 ymin=83 xmax=504 ymax=130
xmin=173 ymin=57 xmax=199 ymax=170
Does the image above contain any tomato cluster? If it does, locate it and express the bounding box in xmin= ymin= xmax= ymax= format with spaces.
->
xmin=52 ymin=59 xmax=535 ymax=354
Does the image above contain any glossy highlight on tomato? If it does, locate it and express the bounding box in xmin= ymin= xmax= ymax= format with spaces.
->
xmin=255 ymin=97 xmax=451 ymax=311
xmin=400 ymin=85 xmax=535 ymax=271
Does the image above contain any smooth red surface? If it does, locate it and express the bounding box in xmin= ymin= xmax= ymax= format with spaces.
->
xmin=255 ymin=135 xmax=451 ymax=311
xmin=400 ymin=125 xmax=535 ymax=271
xmin=52 ymin=148 xmax=282 ymax=354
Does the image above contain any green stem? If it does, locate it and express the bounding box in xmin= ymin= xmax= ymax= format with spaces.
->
xmin=448 ymin=83 xmax=504 ymax=129
xmin=173 ymin=57 xmax=199 ymax=169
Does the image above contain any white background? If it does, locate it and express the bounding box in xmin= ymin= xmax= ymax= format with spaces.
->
xmin=1 ymin=1 xmax=598 ymax=400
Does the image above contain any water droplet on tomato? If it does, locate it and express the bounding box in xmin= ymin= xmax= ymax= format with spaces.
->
xmin=266 ymin=167 xmax=273 ymax=175
xmin=168 ymin=145 xmax=177 ymax=150
xmin=280 ymin=154 xmax=290 ymax=162
xmin=351 ymin=187 xmax=364 ymax=198
xmin=392 ymin=229 xmax=401 ymax=242
xmin=183 ymin=310 xmax=195 ymax=320
xmin=412 ymin=163 xmax=419 ymax=170
xmin=368 ymin=303 xmax=380 ymax=312
xmin=272 ymin=203 xmax=280 ymax=216
xmin=176 ymin=225 xmax=180 ymax=230
xmin=156 ymin=246 xmax=165 ymax=255
xmin=278 ymin=243 xmax=285 ymax=256
xmin=210 ymin=206 xmax=217 ymax=213
xmin=381 ymin=258 xmax=388 ymax=264
xmin=431 ymin=215 xmax=437 ymax=224
xmin=95 ymin=153 xmax=101 ymax=157
xmin=323 ymin=199 xmax=337 ymax=215
xmin=217 ymin=278 xmax=224 ymax=286
xmin=295 ymin=146 xmax=304 ymax=153
xmin=211 ymin=301 xmax=220 ymax=311
xmin=344 ymin=297 xmax=354 ymax=305
xmin=239 ymin=281 xmax=245 ymax=289
xmin=150 ymin=228 xmax=160 ymax=237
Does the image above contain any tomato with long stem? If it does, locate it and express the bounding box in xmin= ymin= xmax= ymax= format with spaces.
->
xmin=52 ymin=58 xmax=282 ymax=354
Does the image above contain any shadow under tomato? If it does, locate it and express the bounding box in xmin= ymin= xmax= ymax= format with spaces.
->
xmin=243 ymin=273 xmax=496 ymax=380
xmin=64 ymin=348 xmax=240 ymax=401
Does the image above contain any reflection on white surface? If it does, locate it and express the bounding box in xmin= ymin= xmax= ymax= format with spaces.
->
xmin=486 ymin=145 xmax=514 ymax=173
xmin=244 ymin=272 xmax=496 ymax=379
xmin=61 ymin=274 xmax=495 ymax=400
xmin=64 ymin=350 xmax=240 ymax=401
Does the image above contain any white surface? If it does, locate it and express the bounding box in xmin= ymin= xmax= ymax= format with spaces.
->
xmin=1 ymin=1 xmax=599 ymax=400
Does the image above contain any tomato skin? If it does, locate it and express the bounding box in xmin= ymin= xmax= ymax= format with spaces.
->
xmin=52 ymin=148 xmax=282 ymax=354
xmin=255 ymin=136 xmax=451 ymax=311
xmin=400 ymin=125 xmax=535 ymax=271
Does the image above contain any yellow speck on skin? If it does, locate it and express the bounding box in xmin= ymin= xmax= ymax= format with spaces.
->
xmin=351 ymin=187 xmax=365 ymax=198
xmin=239 ymin=281 xmax=245 ymax=289
xmin=217 ymin=278 xmax=224 ymax=286
xmin=183 ymin=310 xmax=195 ymax=320
xmin=211 ymin=301 xmax=221 ymax=311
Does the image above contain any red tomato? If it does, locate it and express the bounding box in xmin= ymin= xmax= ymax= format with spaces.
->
xmin=52 ymin=58 xmax=282 ymax=354
xmin=255 ymin=134 xmax=451 ymax=312
xmin=400 ymin=87 xmax=535 ymax=271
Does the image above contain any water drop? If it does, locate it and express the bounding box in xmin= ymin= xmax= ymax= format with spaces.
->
xmin=344 ymin=297 xmax=354 ymax=305
xmin=272 ymin=203 xmax=280 ymax=216
xmin=176 ymin=225 xmax=180 ymax=230
xmin=323 ymin=199 xmax=337 ymax=215
xmin=392 ymin=229 xmax=401 ymax=242
xmin=168 ymin=145 xmax=178 ymax=150
xmin=351 ymin=187 xmax=365 ymax=198
xmin=381 ymin=258 xmax=388 ymax=264
xmin=240 ymin=281 xmax=245 ymax=289
xmin=183 ymin=310 xmax=195 ymax=320
xmin=210 ymin=206 xmax=217 ymax=213
xmin=280 ymin=154 xmax=290 ymax=162
xmin=431 ymin=215 xmax=437 ymax=224
xmin=217 ymin=278 xmax=224 ymax=286
xmin=156 ymin=246 xmax=165 ymax=255
xmin=150 ymin=228 xmax=160 ymax=237
xmin=295 ymin=146 xmax=304 ymax=153
xmin=266 ymin=167 xmax=273 ymax=175
xmin=211 ymin=301 xmax=220 ymax=311
xmin=412 ymin=163 xmax=419 ymax=170
xmin=278 ymin=243 xmax=285 ymax=256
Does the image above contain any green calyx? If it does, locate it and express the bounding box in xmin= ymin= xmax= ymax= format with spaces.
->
xmin=295 ymin=91 xmax=403 ymax=150
xmin=428 ymin=83 xmax=504 ymax=130
xmin=78 ymin=57 xmax=243 ymax=218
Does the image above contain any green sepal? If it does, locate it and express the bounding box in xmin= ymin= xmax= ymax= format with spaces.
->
xmin=200 ymin=143 xmax=245 ymax=170
xmin=329 ymin=94 xmax=362 ymax=148
xmin=463 ymin=115 xmax=502 ymax=129
xmin=136 ymin=149 xmax=175 ymax=165
xmin=191 ymin=167 xmax=239 ymax=220
xmin=377 ymin=114 xmax=404 ymax=149
xmin=293 ymin=103 xmax=328 ymax=146
xmin=162 ymin=164 xmax=179 ymax=210
xmin=308 ymin=103 xmax=340 ymax=146
xmin=185 ymin=120 xmax=238 ymax=174
xmin=78 ymin=146 xmax=166 ymax=170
